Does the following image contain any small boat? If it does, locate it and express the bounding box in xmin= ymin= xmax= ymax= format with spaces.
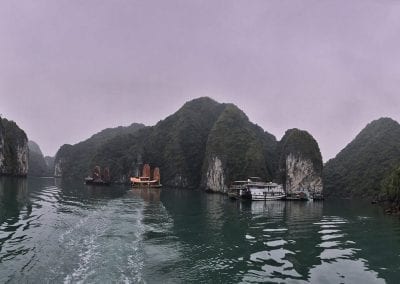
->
xmin=84 ymin=177 xmax=110 ymax=185
xmin=285 ymin=188 xmax=310 ymax=201
xmin=85 ymin=166 xmax=110 ymax=185
xmin=311 ymin=193 xmax=324 ymax=201
xmin=130 ymin=164 xmax=162 ymax=188
xmin=227 ymin=181 xmax=248 ymax=199
xmin=130 ymin=176 xmax=162 ymax=188
xmin=229 ymin=177 xmax=285 ymax=201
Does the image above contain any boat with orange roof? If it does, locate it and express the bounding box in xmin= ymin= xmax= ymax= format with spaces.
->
xmin=130 ymin=164 xmax=162 ymax=188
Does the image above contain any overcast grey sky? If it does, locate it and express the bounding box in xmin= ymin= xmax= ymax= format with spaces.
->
xmin=1 ymin=0 xmax=400 ymax=160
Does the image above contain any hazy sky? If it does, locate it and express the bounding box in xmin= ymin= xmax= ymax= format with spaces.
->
xmin=1 ymin=0 xmax=400 ymax=160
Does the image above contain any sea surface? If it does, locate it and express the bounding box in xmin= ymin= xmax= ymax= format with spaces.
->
xmin=0 ymin=177 xmax=399 ymax=283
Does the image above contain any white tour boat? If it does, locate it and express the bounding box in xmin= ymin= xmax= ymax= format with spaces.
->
xmin=229 ymin=177 xmax=285 ymax=201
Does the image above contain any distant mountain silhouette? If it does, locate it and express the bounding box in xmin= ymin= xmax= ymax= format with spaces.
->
xmin=28 ymin=140 xmax=48 ymax=177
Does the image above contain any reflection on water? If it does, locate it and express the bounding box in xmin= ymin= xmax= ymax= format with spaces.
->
xmin=0 ymin=178 xmax=399 ymax=283
xmin=0 ymin=178 xmax=30 ymax=264
xmin=128 ymin=188 xmax=161 ymax=202
xmin=308 ymin=215 xmax=385 ymax=283
xmin=0 ymin=177 xmax=29 ymax=218
xmin=242 ymin=199 xmax=286 ymax=216
xmin=159 ymin=195 xmax=399 ymax=283
xmin=236 ymin=200 xmax=388 ymax=283
xmin=237 ymin=201 xmax=323 ymax=282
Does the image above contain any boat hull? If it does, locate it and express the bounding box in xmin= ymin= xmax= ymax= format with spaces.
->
xmin=285 ymin=197 xmax=308 ymax=201
xmin=131 ymin=184 xmax=162 ymax=189
xmin=246 ymin=186 xmax=286 ymax=201
xmin=251 ymin=194 xmax=286 ymax=201
xmin=285 ymin=191 xmax=310 ymax=201
xmin=229 ymin=179 xmax=286 ymax=201
xmin=227 ymin=191 xmax=239 ymax=200
xmin=85 ymin=180 xmax=110 ymax=186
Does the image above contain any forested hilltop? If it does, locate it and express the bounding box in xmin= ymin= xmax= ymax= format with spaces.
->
xmin=323 ymin=118 xmax=400 ymax=199
xmin=54 ymin=123 xmax=145 ymax=178
xmin=54 ymin=97 xmax=323 ymax=192
xmin=277 ymin=129 xmax=323 ymax=194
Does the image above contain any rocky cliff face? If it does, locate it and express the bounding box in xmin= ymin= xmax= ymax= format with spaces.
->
xmin=15 ymin=144 xmax=29 ymax=175
xmin=53 ymin=144 xmax=73 ymax=177
xmin=202 ymin=103 xmax=277 ymax=192
xmin=0 ymin=118 xmax=29 ymax=176
xmin=51 ymin=97 xmax=323 ymax=191
xmin=90 ymin=97 xmax=225 ymax=187
xmin=0 ymin=120 xmax=4 ymax=172
xmin=54 ymin=157 xmax=64 ymax=177
xmin=285 ymin=153 xmax=323 ymax=194
xmin=277 ymin=129 xmax=323 ymax=195
xmin=205 ymin=156 xmax=226 ymax=192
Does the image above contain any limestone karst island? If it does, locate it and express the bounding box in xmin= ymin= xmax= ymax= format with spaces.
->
xmin=2 ymin=1 xmax=400 ymax=282
xmin=1 ymin=97 xmax=400 ymax=282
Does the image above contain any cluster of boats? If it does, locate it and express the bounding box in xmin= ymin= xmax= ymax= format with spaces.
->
xmin=84 ymin=166 xmax=322 ymax=202
xmin=228 ymin=177 xmax=323 ymax=201
xmin=85 ymin=163 xmax=162 ymax=188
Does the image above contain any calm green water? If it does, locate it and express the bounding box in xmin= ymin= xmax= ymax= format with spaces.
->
xmin=0 ymin=177 xmax=399 ymax=283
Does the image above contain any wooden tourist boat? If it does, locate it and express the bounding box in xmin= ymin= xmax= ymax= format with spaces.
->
xmin=130 ymin=164 xmax=162 ymax=188
xmin=85 ymin=166 xmax=111 ymax=185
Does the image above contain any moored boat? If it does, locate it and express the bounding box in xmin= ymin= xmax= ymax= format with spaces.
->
xmin=285 ymin=189 xmax=310 ymax=201
xmin=85 ymin=166 xmax=110 ymax=185
xmin=285 ymin=193 xmax=308 ymax=201
xmin=227 ymin=180 xmax=248 ymax=199
xmin=84 ymin=177 xmax=110 ymax=185
xmin=130 ymin=164 xmax=162 ymax=188
xmin=311 ymin=192 xmax=324 ymax=201
xmin=245 ymin=181 xmax=286 ymax=201
xmin=228 ymin=177 xmax=285 ymax=201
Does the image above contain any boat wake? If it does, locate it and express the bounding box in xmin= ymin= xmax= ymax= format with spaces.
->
xmin=62 ymin=198 xmax=146 ymax=283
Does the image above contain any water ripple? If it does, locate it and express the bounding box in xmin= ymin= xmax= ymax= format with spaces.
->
xmin=0 ymin=180 xmax=399 ymax=283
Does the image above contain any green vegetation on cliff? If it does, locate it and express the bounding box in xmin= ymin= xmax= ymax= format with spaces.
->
xmin=323 ymin=118 xmax=400 ymax=197
xmin=91 ymin=98 xmax=278 ymax=188
xmin=381 ymin=166 xmax=400 ymax=203
xmin=279 ymin=129 xmax=323 ymax=170
xmin=277 ymin=128 xmax=323 ymax=178
xmin=204 ymin=104 xmax=277 ymax=184
xmin=93 ymin=97 xmax=226 ymax=187
xmin=54 ymin=123 xmax=145 ymax=178
xmin=89 ymin=128 xmax=150 ymax=182
xmin=143 ymin=97 xmax=226 ymax=187
xmin=53 ymin=97 xmax=323 ymax=191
